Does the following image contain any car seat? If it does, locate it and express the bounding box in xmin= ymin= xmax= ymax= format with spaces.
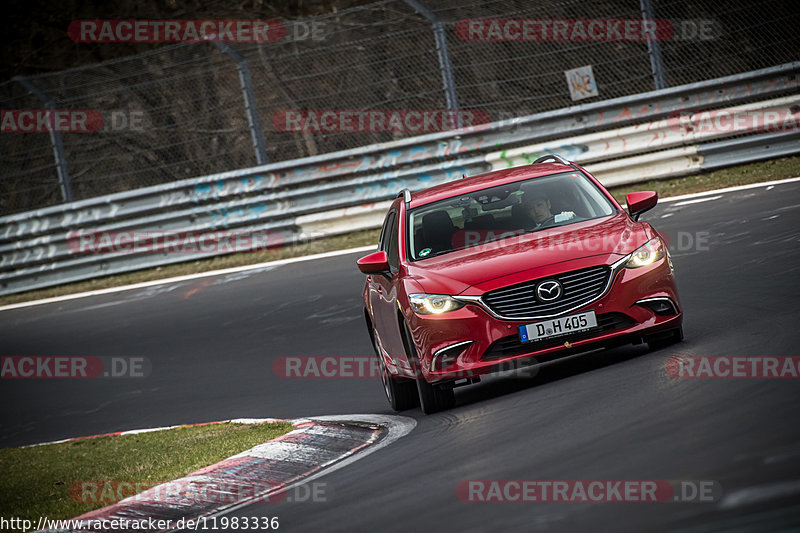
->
xmin=421 ymin=211 xmax=457 ymax=255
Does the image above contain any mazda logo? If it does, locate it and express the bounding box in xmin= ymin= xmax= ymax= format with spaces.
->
xmin=536 ymin=280 xmax=562 ymax=302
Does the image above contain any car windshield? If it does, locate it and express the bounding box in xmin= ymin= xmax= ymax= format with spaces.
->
xmin=408 ymin=171 xmax=617 ymax=260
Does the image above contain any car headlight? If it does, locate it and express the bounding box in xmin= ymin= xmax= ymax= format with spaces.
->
xmin=409 ymin=294 xmax=466 ymax=315
xmin=625 ymin=237 xmax=666 ymax=268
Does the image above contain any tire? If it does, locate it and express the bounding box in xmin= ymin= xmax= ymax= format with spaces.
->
xmin=646 ymin=326 xmax=684 ymax=351
xmin=401 ymin=321 xmax=455 ymax=414
xmin=371 ymin=329 xmax=418 ymax=411
xmin=415 ymin=375 xmax=456 ymax=415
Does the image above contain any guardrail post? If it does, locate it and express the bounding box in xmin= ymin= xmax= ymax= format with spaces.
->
xmin=13 ymin=75 xmax=74 ymax=203
xmin=403 ymin=0 xmax=462 ymax=127
xmin=641 ymin=0 xmax=667 ymax=90
xmin=211 ymin=41 xmax=269 ymax=165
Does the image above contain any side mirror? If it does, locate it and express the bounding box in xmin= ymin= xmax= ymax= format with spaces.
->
xmin=626 ymin=191 xmax=658 ymax=221
xmin=357 ymin=250 xmax=390 ymax=274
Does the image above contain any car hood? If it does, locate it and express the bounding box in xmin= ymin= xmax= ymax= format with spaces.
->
xmin=406 ymin=213 xmax=653 ymax=294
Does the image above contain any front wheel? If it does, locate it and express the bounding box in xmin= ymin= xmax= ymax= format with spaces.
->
xmin=414 ymin=375 xmax=456 ymax=415
xmin=401 ymin=321 xmax=455 ymax=414
xmin=372 ymin=330 xmax=418 ymax=411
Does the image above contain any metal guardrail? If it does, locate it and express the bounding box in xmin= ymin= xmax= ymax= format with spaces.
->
xmin=1 ymin=62 xmax=798 ymax=296
xmin=487 ymin=95 xmax=800 ymax=169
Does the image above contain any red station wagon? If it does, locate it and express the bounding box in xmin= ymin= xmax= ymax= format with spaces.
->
xmin=358 ymin=155 xmax=683 ymax=413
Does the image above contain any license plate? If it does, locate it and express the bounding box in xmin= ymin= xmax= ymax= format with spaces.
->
xmin=519 ymin=311 xmax=598 ymax=343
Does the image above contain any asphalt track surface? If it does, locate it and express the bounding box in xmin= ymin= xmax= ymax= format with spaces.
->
xmin=2 ymin=181 xmax=800 ymax=532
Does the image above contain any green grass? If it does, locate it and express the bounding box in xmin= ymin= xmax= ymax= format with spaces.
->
xmin=0 ymin=421 xmax=294 ymax=527
xmin=606 ymin=155 xmax=800 ymax=205
xmin=1 ymin=155 xmax=798 ymax=307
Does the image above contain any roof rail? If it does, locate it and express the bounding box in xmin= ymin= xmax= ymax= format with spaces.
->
xmin=397 ymin=188 xmax=411 ymax=203
xmin=533 ymin=154 xmax=570 ymax=165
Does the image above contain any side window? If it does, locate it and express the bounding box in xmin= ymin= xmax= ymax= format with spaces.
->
xmin=378 ymin=211 xmax=396 ymax=252
xmin=387 ymin=212 xmax=400 ymax=273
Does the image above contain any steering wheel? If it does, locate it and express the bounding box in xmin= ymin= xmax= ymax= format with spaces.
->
xmin=536 ymin=215 xmax=556 ymax=229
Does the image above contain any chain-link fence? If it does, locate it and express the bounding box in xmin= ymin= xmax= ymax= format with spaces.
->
xmin=1 ymin=0 xmax=798 ymax=215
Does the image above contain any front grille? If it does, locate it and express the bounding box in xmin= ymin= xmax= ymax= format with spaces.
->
xmin=482 ymin=312 xmax=635 ymax=360
xmin=482 ymin=265 xmax=611 ymax=319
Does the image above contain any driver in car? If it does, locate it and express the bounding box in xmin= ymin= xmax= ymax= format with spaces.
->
xmin=523 ymin=193 xmax=576 ymax=228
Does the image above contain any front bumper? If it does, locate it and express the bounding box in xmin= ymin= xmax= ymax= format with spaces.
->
xmin=407 ymin=254 xmax=682 ymax=383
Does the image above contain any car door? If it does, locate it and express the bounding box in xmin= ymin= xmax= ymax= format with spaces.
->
xmin=368 ymin=202 xmax=412 ymax=373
